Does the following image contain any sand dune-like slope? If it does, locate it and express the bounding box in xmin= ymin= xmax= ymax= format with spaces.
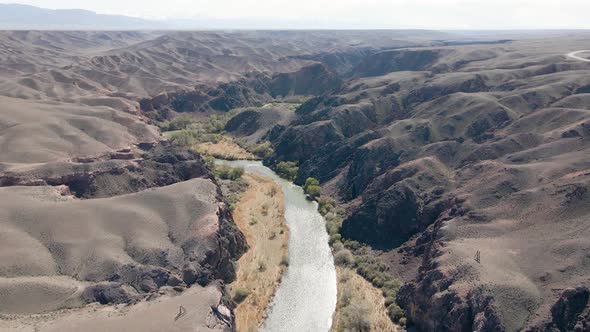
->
xmin=0 ymin=178 xmax=237 ymax=315
xmin=0 ymin=95 xmax=158 ymax=165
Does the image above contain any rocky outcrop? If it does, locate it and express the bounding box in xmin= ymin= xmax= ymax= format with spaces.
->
xmin=269 ymin=63 xmax=342 ymax=97
xmin=225 ymin=110 xmax=262 ymax=136
xmin=546 ymin=287 xmax=590 ymax=332
xmin=0 ymin=142 xmax=212 ymax=198
xmin=342 ymin=159 xmax=451 ymax=249
xmin=82 ymin=282 xmax=141 ymax=305
xmin=266 ymin=44 xmax=590 ymax=331
xmin=352 ymin=49 xmax=445 ymax=78
xmin=140 ymin=63 xmax=342 ymax=119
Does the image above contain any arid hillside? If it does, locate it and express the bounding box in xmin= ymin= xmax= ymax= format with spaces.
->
xmin=0 ymin=30 xmax=446 ymax=331
xmin=264 ymin=38 xmax=590 ymax=331
xmin=3 ymin=30 xmax=590 ymax=331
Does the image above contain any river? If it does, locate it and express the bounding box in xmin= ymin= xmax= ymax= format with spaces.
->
xmin=216 ymin=160 xmax=337 ymax=332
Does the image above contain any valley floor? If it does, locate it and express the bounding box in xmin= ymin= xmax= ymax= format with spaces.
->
xmin=195 ymin=137 xmax=257 ymax=160
xmin=229 ymin=173 xmax=288 ymax=332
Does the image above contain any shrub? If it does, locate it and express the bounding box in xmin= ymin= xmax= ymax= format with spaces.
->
xmin=250 ymin=142 xmax=274 ymax=158
xmin=329 ymin=233 xmax=342 ymax=245
xmin=387 ymin=304 xmax=405 ymax=323
xmin=214 ymin=165 xmax=244 ymax=180
xmin=341 ymin=300 xmax=371 ymax=332
xmin=318 ymin=197 xmax=336 ymax=216
xmin=398 ymin=317 xmax=407 ymax=327
xmin=274 ymin=161 xmax=298 ymax=181
xmin=168 ymin=129 xmax=198 ymax=146
xmin=340 ymin=288 xmax=353 ymax=308
xmin=303 ymin=178 xmax=321 ymax=199
xmin=305 ymin=185 xmax=321 ymax=199
xmin=202 ymin=156 xmax=215 ymax=169
xmin=205 ymin=114 xmax=229 ymax=133
xmin=334 ymin=249 xmax=354 ymax=267
xmin=162 ymin=115 xmax=196 ymax=131
xmin=304 ymin=177 xmax=319 ymax=189
xmin=233 ymin=288 xmax=250 ymax=304
xmin=332 ymin=241 xmax=345 ymax=252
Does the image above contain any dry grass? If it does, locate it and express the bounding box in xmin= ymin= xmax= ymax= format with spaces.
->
xmin=230 ymin=174 xmax=288 ymax=332
xmin=195 ymin=137 xmax=257 ymax=160
xmin=331 ymin=267 xmax=399 ymax=332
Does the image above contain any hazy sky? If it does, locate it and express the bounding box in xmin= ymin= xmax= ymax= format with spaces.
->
xmin=6 ymin=0 xmax=590 ymax=29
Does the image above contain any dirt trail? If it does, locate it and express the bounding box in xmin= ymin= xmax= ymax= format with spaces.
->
xmin=566 ymin=50 xmax=590 ymax=62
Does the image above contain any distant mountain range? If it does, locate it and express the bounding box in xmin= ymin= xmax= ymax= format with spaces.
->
xmin=0 ymin=4 xmax=172 ymax=30
xmin=4 ymin=4 xmax=587 ymax=32
xmin=0 ymin=4 xmax=357 ymax=30
xmin=0 ymin=3 xmax=405 ymax=30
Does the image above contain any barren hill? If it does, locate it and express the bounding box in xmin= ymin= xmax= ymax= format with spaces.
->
xmin=264 ymin=38 xmax=590 ymax=331
xmin=3 ymin=30 xmax=590 ymax=331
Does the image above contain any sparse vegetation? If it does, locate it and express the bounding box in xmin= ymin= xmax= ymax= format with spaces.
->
xmin=334 ymin=248 xmax=354 ymax=267
xmin=234 ymin=139 xmax=275 ymax=159
xmin=167 ymin=129 xmax=199 ymax=146
xmin=318 ymin=196 xmax=337 ymax=215
xmin=332 ymin=267 xmax=398 ymax=332
xmin=233 ymin=288 xmax=251 ymax=304
xmin=161 ymin=111 xmax=235 ymax=148
xmin=160 ymin=114 xmax=196 ymax=131
xmin=341 ymin=300 xmax=372 ymax=332
xmin=230 ymin=174 xmax=288 ymax=332
xmin=213 ymin=162 xmax=249 ymax=211
xmin=318 ymin=194 xmax=405 ymax=326
xmin=249 ymin=141 xmax=274 ymax=158
xmin=214 ymin=164 xmax=244 ymax=180
xmin=274 ymin=161 xmax=299 ymax=181
xmin=304 ymin=177 xmax=321 ymax=199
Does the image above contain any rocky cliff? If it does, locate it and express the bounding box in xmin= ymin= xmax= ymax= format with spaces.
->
xmin=266 ymin=41 xmax=590 ymax=331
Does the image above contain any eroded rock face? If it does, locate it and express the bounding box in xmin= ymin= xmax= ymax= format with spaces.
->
xmin=0 ymin=137 xmax=247 ymax=314
xmin=0 ymin=142 xmax=211 ymax=198
xmin=225 ymin=110 xmax=262 ymax=136
xmin=0 ymin=177 xmax=246 ymax=314
xmin=82 ymin=282 xmax=141 ymax=305
xmin=550 ymin=287 xmax=590 ymax=332
xmin=267 ymin=43 xmax=590 ymax=330
xmin=140 ymin=63 xmax=341 ymax=119
xmin=351 ymin=49 xmax=445 ymax=78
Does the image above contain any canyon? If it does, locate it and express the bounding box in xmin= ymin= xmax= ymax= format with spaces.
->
xmin=2 ymin=29 xmax=590 ymax=331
